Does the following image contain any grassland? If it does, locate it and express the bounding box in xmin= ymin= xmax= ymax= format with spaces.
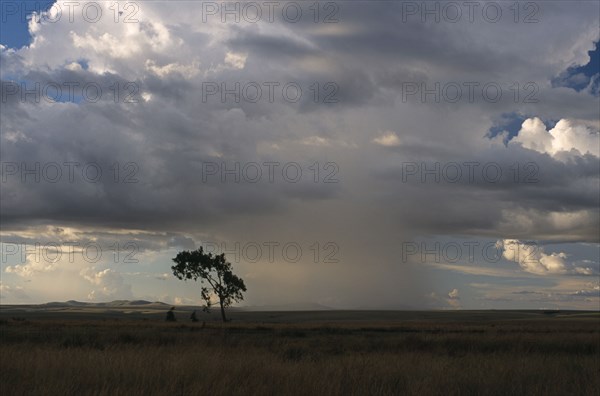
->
xmin=1 ymin=307 xmax=598 ymax=396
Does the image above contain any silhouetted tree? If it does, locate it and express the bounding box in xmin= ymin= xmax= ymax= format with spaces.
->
xmin=171 ymin=248 xmax=246 ymax=322
xmin=166 ymin=306 xmax=176 ymax=322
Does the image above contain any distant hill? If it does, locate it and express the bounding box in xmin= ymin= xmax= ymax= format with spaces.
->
xmin=242 ymin=302 xmax=333 ymax=311
xmin=129 ymin=300 xmax=157 ymax=305
xmin=42 ymin=300 xmax=169 ymax=308
xmin=37 ymin=300 xmax=332 ymax=311
xmin=107 ymin=300 xmax=166 ymax=306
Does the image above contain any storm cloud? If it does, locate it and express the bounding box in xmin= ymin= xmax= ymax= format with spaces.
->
xmin=1 ymin=1 xmax=598 ymax=309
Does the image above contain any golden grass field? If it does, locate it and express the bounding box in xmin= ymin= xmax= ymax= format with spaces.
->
xmin=1 ymin=307 xmax=599 ymax=396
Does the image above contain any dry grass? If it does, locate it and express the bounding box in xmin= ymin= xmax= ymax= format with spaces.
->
xmin=1 ymin=316 xmax=599 ymax=395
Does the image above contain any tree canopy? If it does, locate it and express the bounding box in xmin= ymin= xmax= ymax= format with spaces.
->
xmin=171 ymin=248 xmax=246 ymax=322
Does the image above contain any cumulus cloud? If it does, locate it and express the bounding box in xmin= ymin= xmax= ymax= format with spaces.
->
xmin=446 ymin=288 xmax=461 ymax=309
xmin=510 ymin=118 xmax=599 ymax=158
xmin=497 ymin=239 xmax=595 ymax=275
xmin=5 ymin=252 xmax=59 ymax=277
xmin=425 ymin=289 xmax=461 ymax=309
xmin=224 ymin=52 xmax=247 ymax=70
xmin=80 ymin=267 xmax=133 ymax=301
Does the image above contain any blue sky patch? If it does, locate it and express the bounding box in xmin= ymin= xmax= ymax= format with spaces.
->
xmin=488 ymin=112 xmax=528 ymax=143
xmin=552 ymin=41 xmax=599 ymax=95
xmin=0 ymin=1 xmax=54 ymax=49
xmin=488 ymin=113 xmax=560 ymax=144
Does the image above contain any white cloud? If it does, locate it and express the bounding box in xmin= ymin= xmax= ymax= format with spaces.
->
xmin=511 ymin=118 xmax=599 ymax=159
xmin=80 ymin=267 xmax=133 ymax=301
xmin=145 ymin=59 xmax=200 ymax=78
xmin=498 ymin=239 xmax=566 ymax=274
xmin=5 ymin=255 xmax=59 ymax=277
xmin=425 ymin=289 xmax=461 ymax=309
xmin=301 ymin=136 xmax=331 ymax=146
xmin=224 ymin=52 xmax=247 ymax=69
xmin=497 ymin=239 xmax=594 ymax=275
xmin=173 ymin=296 xmax=199 ymax=305
xmin=424 ymin=262 xmax=522 ymax=278
xmin=373 ymin=131 xmax=401 ymax=147
xmin=446 ymin=288 xmax=461 ymax=308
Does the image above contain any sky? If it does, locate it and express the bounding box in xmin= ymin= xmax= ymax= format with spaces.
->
xmin=0 ymin=1 xmax=599 ymax=310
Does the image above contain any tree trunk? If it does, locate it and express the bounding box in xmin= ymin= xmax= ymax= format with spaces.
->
xmin=219 ymin=299 xmax=227 ymax=322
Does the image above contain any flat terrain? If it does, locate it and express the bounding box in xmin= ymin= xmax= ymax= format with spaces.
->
xmin=1 ymin=304 xmax=599 ymax=395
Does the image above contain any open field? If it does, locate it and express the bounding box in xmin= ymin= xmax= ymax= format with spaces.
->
xmin=1 ymin=306 xmax=599 ymax=396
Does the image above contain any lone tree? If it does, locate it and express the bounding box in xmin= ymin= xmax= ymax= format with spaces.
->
xmin=171 ymin=248 xmax=246 ymax=322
